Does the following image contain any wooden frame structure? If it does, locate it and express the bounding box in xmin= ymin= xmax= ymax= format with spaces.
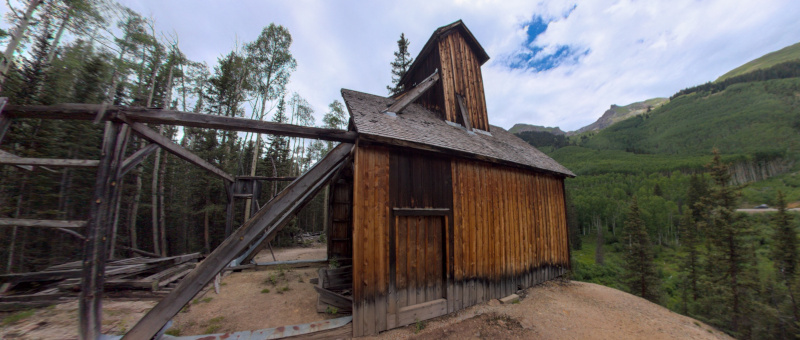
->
xmin=0 ymin=99 xmax=356 ymax=339
xmin=0 ymin=20 xmax=575 ymax=340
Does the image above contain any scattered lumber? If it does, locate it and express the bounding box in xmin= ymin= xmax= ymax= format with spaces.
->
xmin=0 ymin=253 xmax=203 ymax=311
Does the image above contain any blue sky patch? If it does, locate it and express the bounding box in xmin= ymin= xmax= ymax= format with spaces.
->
xmin=505 ymin=9 xmax=587 ymax=72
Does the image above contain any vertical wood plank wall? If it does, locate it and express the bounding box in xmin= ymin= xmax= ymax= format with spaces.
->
xmin=450 ymin=159 xmax=570 ymax=312
xmin=437 ymin=32 xmax=489 ymax=131
xmin=352 ymin=145 xmax=390 ymax=336
xmin=352 ymin=146 xmax=569 ymax=336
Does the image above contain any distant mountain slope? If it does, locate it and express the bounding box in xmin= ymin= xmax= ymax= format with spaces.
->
xmin=509 ymin=124 xmax=566 ymax=135
xmin=716 ymin=41 xmax=800 ymax=82
xmin=579 ymin=77 xmax=800 ymax=156
xmin=572 ymin=98 xmax=668 ymax=135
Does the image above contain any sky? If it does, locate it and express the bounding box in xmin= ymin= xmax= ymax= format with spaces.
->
xmin=38 ymin=1 xmax=800 ymax=131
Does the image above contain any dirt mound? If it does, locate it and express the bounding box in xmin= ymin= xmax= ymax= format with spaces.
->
xmin=374 ymin=281 xmax=732 ymax=340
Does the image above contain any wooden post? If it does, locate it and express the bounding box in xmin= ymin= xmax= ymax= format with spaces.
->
xmin=108 ymin=124 xmax=131 ymax=260
xmin=79 ymin=121 xmax=122 ymax=340
xmin=225 ymin=181 xmax=234 ymax=238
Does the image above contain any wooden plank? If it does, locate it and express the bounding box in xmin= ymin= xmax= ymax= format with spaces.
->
xmin=122 ymin=117 xmax=234 ymax=182
xmin=0 ymin=218 xmax=86 ymax=228
xmin=392 ymin=208 xmax=450 ymax=216
xmin=119 ymin=143 xmax=159 ymax=176
xmin=2 ymin=104 xmax=357 ymax=142
xmin=386 ymin=71 xmax=440 ymax=114
xmin=314 ymin=285 xmax=353 ymax=311
xmin=397 ymin=298 xmax=447 ymax=327
xmin=122 ymin=143 xmax=353 ymax=340
xmin=0 ymin=150 xmax=33 ymax=171
xmin=0 ymin=156 xmax=99 ymax=168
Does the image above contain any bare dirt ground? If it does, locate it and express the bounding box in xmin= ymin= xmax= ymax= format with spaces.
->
xmin=374 ymin=280 xmax=732 ymax=340
xmin=1 ymin=245 xmax=731 ymax=340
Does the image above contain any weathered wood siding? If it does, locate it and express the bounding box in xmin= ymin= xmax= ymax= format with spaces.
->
xmin=352 ymin=145 xmax=390 ymax=336
xmin=450 ymin=159 xmax=569 ymax=308
xmin=327 ymin=168 xmax=353 ymax=259
xmin=400 ymin=45 xmax=445 ymax=120
xmin=352 ymin=146 xmax=569 ymax=336
xmin=438 ymin=31 xmax=489 ymax=131
xmin=400 ymin=30 xmax=489 ymax=131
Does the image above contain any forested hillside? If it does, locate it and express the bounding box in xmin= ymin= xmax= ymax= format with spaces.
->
xmin=0 ymin=1 xmax=346 ymax=273
xmin=515 ymin=44 xmax=800 ymax=339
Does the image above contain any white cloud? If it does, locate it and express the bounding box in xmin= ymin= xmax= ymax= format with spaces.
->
xmin=9 ymin=0 xmax=800 ymax=131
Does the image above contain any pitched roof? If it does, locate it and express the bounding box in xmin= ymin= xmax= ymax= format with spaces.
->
xmin=399 ymin=20 xmax=490 ymax=87
xmin=341 ymin=89 xmax=575 ymax=177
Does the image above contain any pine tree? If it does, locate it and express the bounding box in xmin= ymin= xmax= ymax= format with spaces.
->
xmin=622 ymin=196 xmax=660 ymax=302
xmin=387 ymin=33 xmax=412 ymax=95
xmin=772 ymin=190 xmax=799 ymax=324
xmin=697 ymin=149 xmax=756 ymax=337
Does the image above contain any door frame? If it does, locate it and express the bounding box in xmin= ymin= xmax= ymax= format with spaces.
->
xmin=387 ymin=207 xmax=451 ymax=329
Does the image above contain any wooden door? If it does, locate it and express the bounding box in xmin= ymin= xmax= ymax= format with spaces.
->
xmin=394 ymin=214 xmax=445 ymax=308
xmin=387 ymin=150 xmax=452 ymax=328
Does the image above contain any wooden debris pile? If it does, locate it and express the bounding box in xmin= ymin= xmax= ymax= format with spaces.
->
xmin=0 ymin=253 xmax=202 ymax=311
xmin=314 ymin=265 xmax=353 ymax=314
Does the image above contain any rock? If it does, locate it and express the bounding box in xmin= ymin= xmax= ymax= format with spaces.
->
xmin=487 ymin=299 xmax=501 ymax=307
xmin=499 ymin=294 xmax=520 ymax=304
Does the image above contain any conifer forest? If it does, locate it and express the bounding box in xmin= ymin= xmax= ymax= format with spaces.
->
xmin=0 ymin=0 xmax=347 ymax=274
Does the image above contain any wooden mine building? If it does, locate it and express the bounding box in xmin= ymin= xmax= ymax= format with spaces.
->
xmin=331 ymin=20 xmax=575 ymax=336
xmin=0 ymin=19 xmax=573 ymax=339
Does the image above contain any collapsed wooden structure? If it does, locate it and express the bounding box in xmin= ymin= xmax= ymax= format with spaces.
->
xmin=0 ymin=20 xmax=574 ymax=339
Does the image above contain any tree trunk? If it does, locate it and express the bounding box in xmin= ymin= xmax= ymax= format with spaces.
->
xmin=0 ymin=0 xmax=44 ymax=90
xmin=46 ymin=7 xmax=71 ymax=64
xmin=128 ymin=139 xmax=145 ymax=256
xmin=157 ymin=62 xmax=173 ymax=256
xmin=6 ymin=173 xmax=28 ymax=273
xmin=203 ymin=207 xmax=210 ymax=254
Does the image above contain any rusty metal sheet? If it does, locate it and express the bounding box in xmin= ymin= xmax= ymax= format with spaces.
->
xmin=101 ymin=316 xmax=353 ymax=340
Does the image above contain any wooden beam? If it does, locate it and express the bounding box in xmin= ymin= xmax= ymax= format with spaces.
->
xmin=122 ymin=143 xmax=354 ymax=340
xmin=456 ymin=94 xmax=472 ymax=131
xmin=0 ymin=218 xmax=86 ymax=228
xmin=122 ymin=109 xmax=358 ymax=143
xmin=385 ymin=70 xmax=439 ymax=114
xmin=119 ymin=143 xmax=158 ymax=176
xmin=3 ymin=104 xmax=358 ymax=142
xmin=121 ymin=116 xmax=234 ymax=182
xmin=0 ymin=156 xmax=99 ymax=168
xmin=0 ymin=149 xmax=33 ymax=171
xmin=235 ymin=175 xmax=297 ymax=181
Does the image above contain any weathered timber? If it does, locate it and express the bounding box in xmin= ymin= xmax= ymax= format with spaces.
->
xmin=0 ymin=218 xmax=86 ymax=228
xmin=122 ymin=143 xmax=354 ymax=340
xmin=121 ymin=116 xmax=234 ymax=182
xmin=456 ymin=94 xmax=472 ymax=131
xmin=314 ymin=285 xmax=353 ymax=312
xmin=119 ymin=143 xmax=159 ymax=176
xmin=3 ymin=104 xmax=357 ymax=142
xmin=121 ymin=108 xmax=357 ymax=142
xmin=0 ymin=156 xmax=99 ymax=168
xmin=79 ymin=121 xmax=121 ymax=340
xmin=0 ymin=149 xmax=33 ymax=171
xmin=385 ymin=70 xmax=439 ymax=114
xmin=235 ymin=175 xmax=297 ymax=181
xmin=56 ymin=227 xmax=86 ymax=240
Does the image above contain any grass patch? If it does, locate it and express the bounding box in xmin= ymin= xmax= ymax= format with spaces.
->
xmin=261 ymin=288 xmax=271 ymax=294
xmin=192 ymin=297 xmax=213 ymax=305
xmin=2 ymin=310 xmax=35 ymax=326
xmin=165 ymin=328 xmax=181 ymax=336
xmin=325 ymin=306 xmax=338 ymax=315
xmin=414 ymin=319 xmax=426 ymax=334
xmin=277 ymin=286 xmax=290 ymax=294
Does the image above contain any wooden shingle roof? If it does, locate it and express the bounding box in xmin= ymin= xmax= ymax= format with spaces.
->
xmin=341 ymin=89 xmax=575 ymax=177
